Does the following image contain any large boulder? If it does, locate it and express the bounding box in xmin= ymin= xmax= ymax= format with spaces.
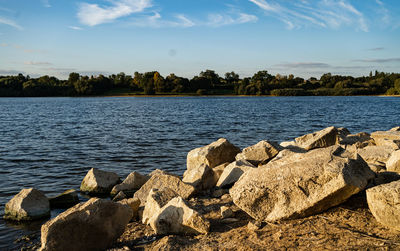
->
xmin=295 ymin=126 xmax=339 ymax=150
xmin=142 ymin=188 xmax=178 ymax=225
xmin=235 ymin=140 xmax=280 ymax=166
xmin=371 ymin=131 xmax=400 ymax=150
xmin=183 ymin=164 xmax=216 ymax=192
xmin=357 ymin=145 xmax=394 ymax=168
xmin=149 ymin=196 xmax=210 ymax=235
xmin=49 ymin=189 xmax=79 ymax=209
xmin=133 ymin=170 xmax=195 ymax=206
xmin=230 ymin=146 xmax=374 ymax=222
xmin=387 ymin=150 xmax=400 ymax=173
xmin=40 ymin=198 xmax=132 ymax=251
xmin=118 ymin=198 xmax=141 ymax=220
xmin=80 ymin=168 xmax=120 ymax=195
xmin=339 ymin=132 xmax=373 ymax=148
xmin=111 ymin=171 xmax=149 ymax=197
xmin=216 ymin=160 xmax=255 ymax=188
xmin=4 ymin=188 xmax=50 ymax=221
xmin=187 ymin=138 xmax=240 ymax=171
xmin=366 ymin=180 xmax=400 ymax=231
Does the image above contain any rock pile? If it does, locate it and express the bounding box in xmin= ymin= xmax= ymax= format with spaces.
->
xmin=4 ymin=126 xmax=400 ymax=250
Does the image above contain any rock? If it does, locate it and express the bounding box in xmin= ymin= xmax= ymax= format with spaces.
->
xmin=247 ymin=220 xmax=262 ymax=231
xmin=339 ymin=132 xmax=373 ymax=148
xmin=142 ymin=188 xmax=178 ymax=225
xmin=111 ymin=171 xmax=149 ymax=197
xmin=270 ymin=148 xmax=306 ymax=163
xmin=221 ymin=193 xmax=231 ymax=200
xmin=387 ymin=150 xmax=400 ymax=173
xmin=295 ymin=126 xmax=339 ymax=150
xmin=220 ymin=206 xmax=233 ymax=218
xmin=216 ymin=160 xmax=255 ymax=188
xmin=40 ymin=198 xmax=132 ymax=251
xmin=49 ymin=189 xmax=79 ymax=209
xmin=133 ymin=170 xmax=195 ymax=206
xmin=150 ymin=196 xmax=210 ymax=235
xmin=235 ymin=140 xmax=281 ymax=166
xmin=357 ymin=145 xmax=394 ymax=168
xmin=366 ymin=180 xmax=400 ymax=231
xmin=112 ymin=191 xmax=127 ymax=202
xmin=390 ymin=126 xmax=400 ymax=132
xmin=118 ymin=198 xmax=140 ymax=220
xmin=80 ymin=168 xmax=120 ymax=195
xmin=337 ymin=127 xmax=351 ymax=138
xmin=4 ymin=188 xmax=50 ymax=221
xmin=187 ymin=138 xmax=240 ymax=171
xmin=212 ymin=163 xmax=229 ymax=184
xmin=371 ymin=131 xmax=400 ymax=149
xmin=230 ymin=146 xmax=375 ymax=222
xmin=183 ymin=164 xmax=216 ymax=192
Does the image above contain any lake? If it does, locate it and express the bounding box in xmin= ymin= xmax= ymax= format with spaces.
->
xmin=0 ymin=96 xmax=399 ymax=249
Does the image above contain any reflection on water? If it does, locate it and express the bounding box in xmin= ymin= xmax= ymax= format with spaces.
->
xmin=0 ymin=96 xmax=399 ymax=249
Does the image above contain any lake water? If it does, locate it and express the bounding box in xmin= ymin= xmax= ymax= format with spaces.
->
xmin=0 ymin=96 xmax=399 ymax=249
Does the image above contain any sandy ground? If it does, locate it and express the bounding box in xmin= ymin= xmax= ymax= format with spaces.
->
xmin=109 ymin=191 xmax=400 ymax=251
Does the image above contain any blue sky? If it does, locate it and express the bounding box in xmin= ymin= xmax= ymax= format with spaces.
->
xmin=0 ymin=0 xmax=399 ymax=79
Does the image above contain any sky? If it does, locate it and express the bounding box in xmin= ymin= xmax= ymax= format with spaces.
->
xmin=0 ymin=0 xmax=399 ymax=80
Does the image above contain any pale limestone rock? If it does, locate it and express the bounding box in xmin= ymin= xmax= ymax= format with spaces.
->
xmin=371 ymin=131 xmax=400 ymax=149
xmin=235 ymin=140 xmax=281 ymax=166
xmin=212 ymin=163 xmax=229 ymax=185
xmin=4 ymin=188 xmax=50 ymax=221
xmin=387 ymin=150 xmax=400 ymax=173
xmin=80 ymin=168 xmax=120 ymax=195
xmin=357 ymin=145 xmax=394 ymax=168
xmin=111 ymin=171 xmax=149 ymax=196
xmin=220 ymin=206 xmax=233 ymax=218
xmin=142 ymin=188 xmax=178 ymax=225
xmin=187 ymin=138 xmax=240 ymax=171
xmin=390 ymin=126 xmax=400 ymax=132
xmin=216 ymin=160 xmax=255 ymax=188
xmin=295 ymin=126 xmax=339 ymax=150
xmin=366 ymin=180 xmax=400 ymax=231
xmin=133 ymin=170 xmax=195 ymax=206
xmin=118 ymin=198 xmax=140 ymax=220
xmin=230 ymin=146 xmax=374 ymax=222
xmin=183 ymin=164 xmax=216 ymax=192
xmin=150 ymin=197 xmax=210 ymax=235
xmin=40 ymin=198 xmax=132 ymax=251
xmin=49 ymin=189 xmax=79 ymax=209
xmin=339 ymin=132 xmax=373 ymax=148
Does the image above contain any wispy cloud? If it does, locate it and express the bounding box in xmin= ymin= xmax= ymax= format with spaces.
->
xmin=249 ymin=0 xmax=369 ymax=32
xmin=41 ymin=0 xmax=51 ymax=8
xmin=128 ymin=12 xmax=194 ymax=28
xmin=24 ymin=61 xmax=52 ymax=66
xmin=78 ymin=0 xmax=153 ymax=26
xmin=206 ymin=12 xmax=258 ymax=27
xmin=68 ymin=26 xmax=83 ymax=30
xmin=353 ymin=58 xmax=400 ymax=63
xmin=0 ymin=16 xmax=23 ymax=30
xmin=275 ymin=62 xmax=331 ymax=69
xmin=367 ymin=47 xmax=384 ymax=51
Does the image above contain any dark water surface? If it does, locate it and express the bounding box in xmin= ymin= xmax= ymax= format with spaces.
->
xmin=0 ymin=96 xmax=399 ymax=249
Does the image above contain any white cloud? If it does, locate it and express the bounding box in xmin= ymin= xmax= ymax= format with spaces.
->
xmin=129 ymin=12 xmax=195 ymax=28
xmin=249 ymin=0 xmax=369 ymax=32
xmin=78 ymin=0 xmax=152 ymax=26
xmin=0 ymin=16 xmax=23 ymax=30
xmin=68 ymin=26 xmax=83 ymax=30
xmin=206 ymin=12 xmax=258 ymax=27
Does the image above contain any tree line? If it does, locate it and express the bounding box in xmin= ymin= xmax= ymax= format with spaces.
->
xmin=0 ymin=70 xmax=399 ymax=97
